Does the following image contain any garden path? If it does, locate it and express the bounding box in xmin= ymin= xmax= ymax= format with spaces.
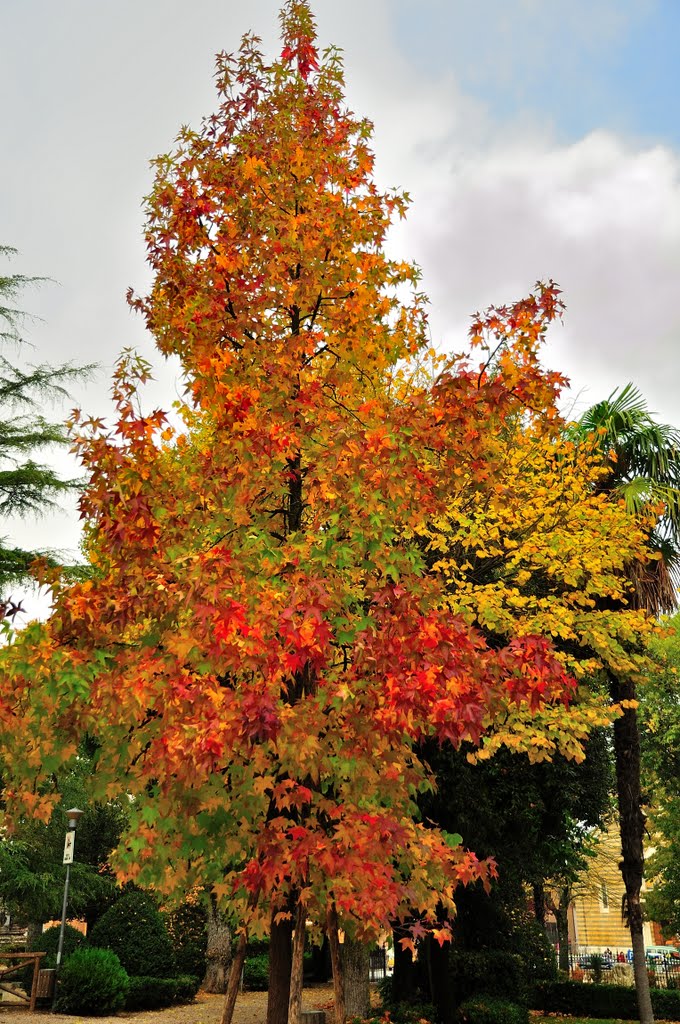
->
xmin=0 ymin=983 xmax=336 ymax=1024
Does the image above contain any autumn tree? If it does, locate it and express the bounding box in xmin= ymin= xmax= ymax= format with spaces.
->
xmin=0 ymin=8 xmax=655 ymax=1024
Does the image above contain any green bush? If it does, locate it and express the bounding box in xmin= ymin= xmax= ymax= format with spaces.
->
xmin=450 ymin=950 xmax=528 ymax=1006
xmin=125 ymin=973 xmax=200 ymax=1010
xmin=89 ymin=889 xmax=176 ymax=978
xmin=173 ymin=973 xmax=201 ymax=1002
xmin=589 ymin=952 xmax=605 ymax=983
xmin=53 ymin=947 xmax=129 ymax=1016
xmin=534 ymin=980 xmax=680 ymax=1020
xmin=243 ymin=952 xmax=269 ymax=990
xmin=163 ymin=900 xmax=208 ymax=980
xmin=22 ymin=923 xmax=84 ymax=989
xmin=456 ymin=995 xmax=529 ymax=1024
xmin=501 ymin=915 xmax=558 ymax=983
xmin=385 ymin=1001 xmax=437 ymax=1023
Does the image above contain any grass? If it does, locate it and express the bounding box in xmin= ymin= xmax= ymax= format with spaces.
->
xmin=531 ymin=1017 xmax=645 ymax=1024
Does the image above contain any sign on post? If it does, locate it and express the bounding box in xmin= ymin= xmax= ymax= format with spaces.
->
xmin=63 ymin=831 xmax=75 ymax=865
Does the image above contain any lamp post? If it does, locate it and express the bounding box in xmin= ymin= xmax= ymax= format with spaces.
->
xmin=55 ymin=808 xmax=84 ymax=976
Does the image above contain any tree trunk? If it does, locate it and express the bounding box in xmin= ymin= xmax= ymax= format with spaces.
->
xmin=204 ymin=894 xmax=233 ymax=993
xmin=557 ymin=897 xmax=569 ymax=974
xmin=392 ymin=927 xmax=415 ymax=1004
xmin=288 ymin=901 xmax=306 ymax=1024
xmin=25 ymin=920 xmax=43 ymax=951
xmin=612 ymin=677 xmax=654 ymax=1024
xmin=267 ymin=910 xmax=294 ymax=1024
xmin=532 ymin=881 xmax=546 ymax=927
xmin=220 ymin=933 xmax=247 ymax=1024
xmin=327 ymin=903 xmax=346 ymax=1024
xmin=427 ymin=935 xmax=453 ymax=1024
xmin=341 ymin=935 xmax=370 ymax=1019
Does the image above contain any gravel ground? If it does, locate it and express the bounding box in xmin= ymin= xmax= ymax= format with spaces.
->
xmin=0 ymin=985 xmax=337 ymax=1024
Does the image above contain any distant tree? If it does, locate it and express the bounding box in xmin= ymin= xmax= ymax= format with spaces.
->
xmin=0 ymin=755 xmax=127 ymax=943
xmin=0 ymin=245 xmax=94 ymax=614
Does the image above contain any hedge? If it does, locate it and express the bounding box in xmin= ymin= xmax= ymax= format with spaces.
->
xmin=534 ymin=980 xmax=680 ymax=1020
xmin=125 ymin=974 xmax=200 ymax=1010
xmin=450 ymin=950 xmax=528 ymax=1006
xmin=244 ymin=952 xmax=269 ymax=990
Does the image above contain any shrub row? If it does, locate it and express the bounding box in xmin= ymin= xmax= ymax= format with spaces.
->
xmin=125 ymin=973 xmax=200 ymax=1010
xmin=457 ymin=995 xmax=529 ymax=1024
xmin=534 ymin=980 xmax=680 ymax=1021
xmin=53 ymin=947 xmax=200 ymax=1015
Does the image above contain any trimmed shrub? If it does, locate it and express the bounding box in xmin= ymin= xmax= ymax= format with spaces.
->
xmin=173 ymin=973 xmax=201 ymax=1002
xmin=89 ymin=889 xmax=176 ymax=978
xmin=53 ymin=947 xmax=129 ymax=1016
xmin=243 ymin=952 xmax=269 ymax=990
xmin=22 ymin=923 xmax=84 ymax=990
xmin=457 ymin=995 xmax=528 ymax=1024
xmin=534 ymin=980 xmax=680 ymax=1020
xmin=125 ymin=973 xmax=200 ymax=1010
xmin=450 ymin=950 xmax=528 ymax=1007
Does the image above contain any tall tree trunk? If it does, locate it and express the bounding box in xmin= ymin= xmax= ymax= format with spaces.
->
xmin=427 ymin=935 xmax=453 ymax=1024
xmin=545 ymin=885 xmax=572 ymax=975
xmin=204 ymin=894 xmax=233 ymax=993
xmin=288 ymin=901 xmax=306 ymax=1024
xmin=532 ymin=881 xmax=546 ymax=927
xmin=327 ymin=903 xmax=346 ymax=1024
xmin=612 ymin=677 xmax=654 ymax=1024
xmin=220 ymin=933 xmax=247 ymax=1024
xmin=392 ymin=928 xmax=415 ymax=1004
xmin=555 ymin=892 xmax=571 ymax=976
xmin=267 ymin=910 xmax=294 ymax=1024
xmin=341 ymin=935 xmax=370 ymax=1019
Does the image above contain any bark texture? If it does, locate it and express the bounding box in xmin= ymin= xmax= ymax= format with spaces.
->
xmin=341 ymin=936 xmax=370 ymax=1020
xmin=204 ymin=896 xmax=233 ymax=994
xmin=288 ymin=902 xmax=306 ymax=1024
xmin=220 ymin=933 xmax=247 ymax=1024
xmin=327 ymin=904 xmax=346 ymax=1024
xmin=267 ymin=911 xmax=294 ymax=1024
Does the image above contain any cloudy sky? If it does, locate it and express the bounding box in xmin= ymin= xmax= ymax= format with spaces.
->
xmin=2 ymin=0 xmax=680 ymax=609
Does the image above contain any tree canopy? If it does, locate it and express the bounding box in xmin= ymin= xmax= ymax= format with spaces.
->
xmin=0 ymin=7 xmax=659 ymax=1022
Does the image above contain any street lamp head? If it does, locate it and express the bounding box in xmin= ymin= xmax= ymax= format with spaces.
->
xmin=66 ymin=807 xmax=84 ymax=830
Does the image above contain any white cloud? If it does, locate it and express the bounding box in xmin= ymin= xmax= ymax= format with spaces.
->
xmin=2 ymin=0 xmax=680 ymax=610
xmin=392 ymin=129 xmax=680 ymax=422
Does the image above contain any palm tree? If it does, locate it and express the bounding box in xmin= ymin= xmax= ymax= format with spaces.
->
xmin=575 ymin=384 xmax=680 ymax=1024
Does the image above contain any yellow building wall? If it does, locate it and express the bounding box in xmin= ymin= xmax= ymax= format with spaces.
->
xmin=568 ymin=828 xmax=654 ymax=954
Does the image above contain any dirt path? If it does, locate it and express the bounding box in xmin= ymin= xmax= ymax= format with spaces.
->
xmin=0 ymin=985 xmax=336 ymax=1024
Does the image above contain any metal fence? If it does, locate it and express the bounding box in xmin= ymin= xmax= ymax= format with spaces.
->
xmin=369 ymin=948 xmax=388 ymax=982
xmin=569 ymin=952 xmax=680 ymax=989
